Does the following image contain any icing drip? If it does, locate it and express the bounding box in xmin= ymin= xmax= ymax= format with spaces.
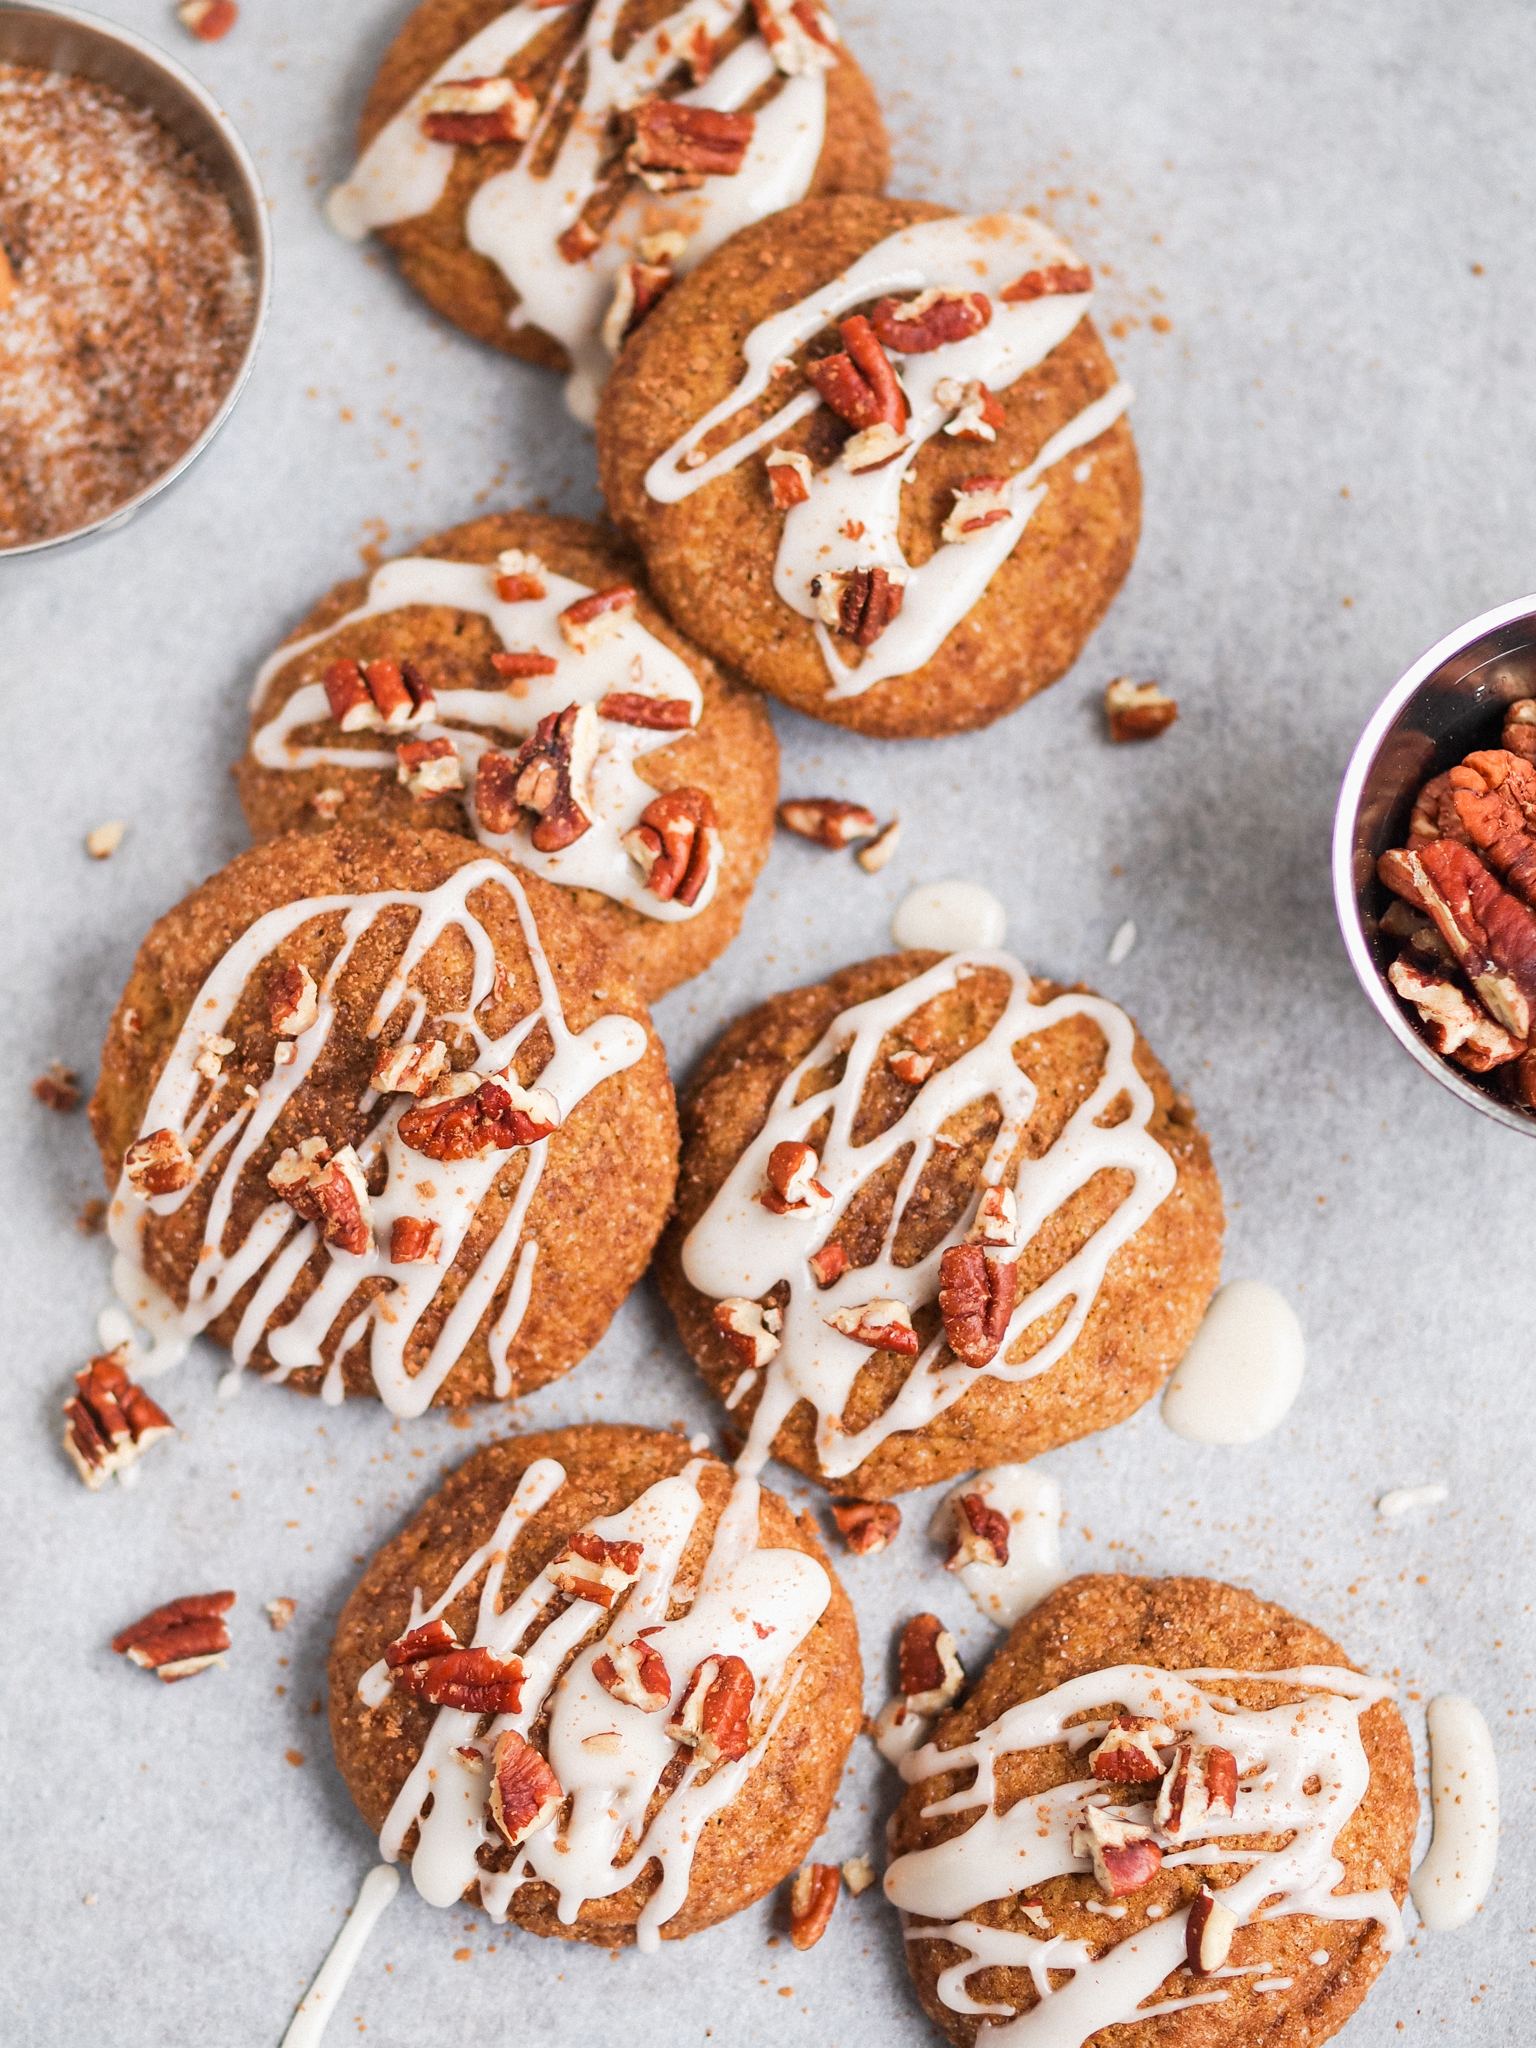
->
xmin=106 ymin=861 xmax=647 ymax=1417
xmin=1160 ymin=1280 xmax=1305 ymax=1445
xmin=682 ymin=951 xmax=1176 ymax=1481
xmin=249 ymin=555 xmax=717 ymax=924
xmin=367 ymin=1455 xmax=831 ymax=1951
xmin=1410 ymin=1695 xmax=1498 ymax=1931
xmin=281 ymin=1864 xmax=400 ymax=2048
xmin=326 ymin=1 xmax=828 ymax=422
xmin=643 ymin=214 xmax=1132 ymax=695
xmin=889 ymin=1664 xmax=1404 ymax=2046
xmin=931 ymin=1465 xmax=1065 ymax=1628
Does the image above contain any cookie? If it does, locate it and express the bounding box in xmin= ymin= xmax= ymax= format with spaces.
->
xmin=89 ymin=826 xmax=677 ymax=1412
xmin=236 ymin=513 xmax=779 ymax=1001
xmin=656 ymin=948 xmax=1223 ymax=1496
xmin=597 ymin=194 xmax=1141 ymax=739
xmin=326 ymin=0 xmax=890 ymax=421
xmin=328 ymin=1423 xmax=863 ymax=1945
xmin=886 ymin=1573 xmax=1417 ymax=2048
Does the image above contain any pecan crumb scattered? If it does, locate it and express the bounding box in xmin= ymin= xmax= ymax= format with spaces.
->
xmin=76 ymin=1197 xmax=107 ymax=1236
xmin=85 ymin=820 xmax=125 ymax=860
xmin=1105 ymin=677 xmax=1178 ymax=742
xmin=788 ymin=1863 xmax=840 ymax=1950
xmin=857 ymin=819 xmax=901 ymax=872
xmin=177 ymin=0 xmax=238 ymax=40
xmin=265 ymin=1598 xmax=296 ymax=1632
xmin=778 ymin=797 xmax=877 ymax=849
xmin=32 ymin=1062 xmax=81 ymax=1112
xmin=831 ymin=1499 xmax=901 ymax=1556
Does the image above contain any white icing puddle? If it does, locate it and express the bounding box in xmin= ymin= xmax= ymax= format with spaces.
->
xmin=1377 ymin=1484 xmax=1448 ymax=1518
xmin=1410 ymin=1695 xmax=1498 ymax=1931
xmin=281 ymin=1864 xmax=399 ymax=2048
xmin=1160 ymin=1279 xmax=1304 ymax=1445
xmin=891 ymin=881 xmax=1006 ymax=952
xmin=931 ymin=1464 xmax=1064 ymax=1628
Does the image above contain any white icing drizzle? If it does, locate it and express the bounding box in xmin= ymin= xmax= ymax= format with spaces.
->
xmin=643 ymin=213 xmax=1132 ymax=695
xmin=1410 ymin=1694 xmax=1499 ymax=1932
xmin=326 ymin=1 xmax=828 ymax=421
xmin=684 ymin=951 xmax=1175 ymax=1482
xmin=931 ymin=1465 xmax=1065 ymax=1628
xmin=890 ymin=1664 xmax=1404 ymax=2046
xmin=1377 ymin=1483 xmax=1448 ymax=1518
xmin=1160 ymin=1280 xmax=1305 ymax=1446
xmin=281 ymin=1864 xmax=400 ymax=2048
xmin=368 ymin=1453 xmax=831 ymax=1951
xmin=249 ymin=555 xmax=716 ymax=924
xmin=892 ymin=880 xmax=1007 ymax=952
xmin=106 ymin=861 xmax=647 ymax=1418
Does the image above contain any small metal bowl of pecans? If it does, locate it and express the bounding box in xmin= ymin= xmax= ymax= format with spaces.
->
xmin=1333 ymin=593 xmax=1536 ymax=1133
xmin=0 ymin=1 xmax=270 ymax=557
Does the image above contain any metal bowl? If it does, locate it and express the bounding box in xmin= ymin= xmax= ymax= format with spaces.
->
xmin=1333 ymin=593 xmax=1536 ymax=1135
xmin=0 ymin=0 xmax=271 ymax=559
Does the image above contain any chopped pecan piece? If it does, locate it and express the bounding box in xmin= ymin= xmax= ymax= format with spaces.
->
xmin=1448 ymin=748 xmax=1536 ymax=904
xmin=842 ymin=420 xmax=911 ymax=473
xmin=811 ymin=565 xmax=906 ymax=648
xmin=383 ymin=1617 xmax=459 ymax=1667
xmin=85 ymin=819 xmax=125 ymax=859
xmin=973 ymin=1184 xmax=1018 ymax=1248
xmin=713 ymin=1297 xmax=782 ymax=1369
xmin=789 ymin=1863 xmax=840 ymax=1951
xmin=267 ymin=1138 xmax=374 ymax=1255
xmin=1090 ymin=1716 xmax=1174 ymax=1782
xmin=601 ymin=259 xmax=677 ymax=352
xmin=113 ymin=1590 xmax=234 ymax=1681
xmin=1071 ymin=1806 xmax=1162 ymax=1897
xmin=507 ymin=703 xmax=598 ymax=850
xmin=751 ymin=0 xmax=839 ymax=73
xmin=935 ymin=376 xmax=1006 ymax=442
xmin=871 ymin=288 xmax=992 ymax=354
xmin=888 ymin=1047 xmax=934 ymax=1085
xmin=123 ymin=1127 xmax=194 ymax=1198
xmin=1384 ymin=840 xmax=1536 ymax=1039
xmin=826 ymin=1298 xmax=919 ymax=1355
xmin=268 ymin=962 xmax=319 ymax=1037
xmin=938 ymin=1242 xmax=1017 ymax=1367
xmin=559 ymin=584 xmax=637 ymax=654
xmin=32 ymin=1062 xmax=80 ymax=1111
xmin=778 ymin=797 xmax=877 ymax=848
xmin=946 ymin=1492 xmax=1010 ymax=1570
xmin=898 ymin=1612 xmax=963 ymax=1714
xmin=1001 ymin=262 xmax=1093 ymax=302
xmin=178 ymin=0 xmax=237 ymax=40
xmin=488 ymin=1729 xmax=564 ymax=1845
xmin=194 ymin=1031 xmax=234 ymax=1081
xmin=420 ymin=75 xmax=537 ymax=147
xmin=766 ymin=446 xmax=813 ymax=508
xmin=941 ymin=474 xmax=1012 ymax=545
xmin=592 ymin=1637 xmax=671 ymax=1712
xmin=1388 ymin=955 xmax=1524 ymax=1071
xmin=842 ymin=1853 xmax=877 ymax=1896
xmin=474 ymin=749 xmax=521 ymax=835
xmin=311 ymin=787 xmax=344 ymax=822
xmin=1187 ymin=1886 xmax=1239 ymax=1975
xmin=1105 ymin=677 xmax=1178 ymax=742
xmin=494 ymin=548 xmax=547 ymax=603
xmin=370 ymin=1036 xmax=449 ymax=1097
xmin=398 ymin=1073 xmax=559 ymax=1160
xmin=622 ymin=787 xmax=718 ymax=905
xmin=548 ymin=1531 xmax=644 ymax=1608
xmin=396 ymin=735 xmax=462 ymax=800
xmin=807 ymin=1241 xmax=849 ymax=1287
xmin=857 ymin=819 xmax=901 ymax=872
xmin=831 ymin=1498 xmax=901 ymax=1556
xmin=265 ymin=1598 xmax=296 ymax=1632
xmin=1155 ymin=1742 xmax=1238 ymax=1838
xmin=761 ymin=1138 xmax=831 ymax=1213
xmin=390 ymin=1216 xmax=442 ymax=1264
xmin=627 ymin=101 xmax=754 ymax=189
xmin=63 ymin=1346 xmax=174 ymax=1489
xmin=806 ymin=314 xmax=907 ymax=432
xmin=597 ymin=691 xmax=692 ymax=729
xmin=668 ymin=1654 xmax=755 ymax=1764
xmin=492 ymin=650 xmax=559 ymax=687
xmin=392 ymin=1644 xmax=526 ymax=1715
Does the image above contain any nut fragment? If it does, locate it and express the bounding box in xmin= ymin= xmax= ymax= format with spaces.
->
xmin=32 ymin=1062 xmax=81 ymax=1112
xmin=1388 ymin=955 xmax=1525 ymax=1071
xmin=596 ymin=691 xmax=692 ymax=730
xmin=788 ymin=1863 xmax=840 ymax=1951
xmin=898 ymin=1612 xmax=964 ymax=1714
xmin=778 ymin=797 xmax=877 ymax=848
xmin=1155 ymin=1742 xmax=1239 ymax=1838
xmin=420 ymin=74 xmax=537 ymax=146
xmin=601 ymin=258 xmax=677 ymax=352
xmin=761 ymin=1139 xmax=831 ymax=1214
xmin=831 ymin=1499 xmax=901 ymax=1555
xmin=871 ymin=288 xmax=992 ymax=354
xmin=397 ymin=736 xmax=463 ymax=800
xmin=265 ymin=1598 xmax=297 ymax=1632
xmin=826 ymin=1298 xmax=920 ymax=1355
xmin=1504 ymin=698 xmax=1536 ymax=761
xmin=766 ymin=446 xmax=813 ymax=509
xmin=807 ymin=1241 xmax=849 ymax=1287
xmin=1105 ymin=677 xmax=1178 ymax=743
xmin=506 ymin=703 xmax=598 ymax=850
xmin=810 ymin=565 xmax=906 ymax=648
xmin=268 ymin=962 xmax=319 ymax=1037
xmin=194 ymin=1032 xmax=235 ymax=1080
xmin=1089 ymin=1716 xmax=1174 ymax=1782
xmin=494 ymin=549 xmax=547 ymax=603
xmin=548 ymin=1531 xmax=644 ymax=1609
xmin=1071 ymin=1805 xmax=1163 ymax=1897
xmin=268 ymin=1137 xmax=374 ymax=1255
xmin=397 ymin=1072 xmax=560 ymax=1160
xmin=842 ymin=420 xmax=911 ymax=474
xmin=806 ymin=315 xmax=907 ymax=433
xmin=841 ymin=1854 xmax=877 ymax=1896
xmin=622 ymin=787 xmax=718 ymax=906
xmin=626 ymin=101 xmax=754 ymax=189
xmin=1448 ymin=748 xmax=1536 ymax=905
xmin=935 ymin=376 xmax=1006 ymax=442
xmin=311 ymin=788 xmax=345 ymax=822
xmin=1385 ymin=839 xmax=1536 ymax=1039
xmin=1001 ymin=262 xmax=1093 ymax=302
xmin=177 ymin=0 xmax=237 ymax=39
xmin=112 ymin=1590 xmax=234 ymax=1681
xmin=390 ymin=1216 xmax=443 ymax=1265
xmin=370 ymin=1036 xmax=449 ymax=1097
xmin=941 ymin=474 xmax=1012 ymax=545
xmin=592 ymin=1637 xmax=671 ymax=1712
xmin=938 ymin=1241 xmax=1018 ymax=1367
xmin=392 ymin=1642 xmax=526 ymax=1714
xmin=487 ymin=1729 xmax=564 ymax=1845
xmin=123 ymin=1127 xmax=194 ymax=1197
xmin=1186 ymin=1885 xmax=1239 ymax=1975
xmin=945 ymin=1491 xmax=1010 ymax=1570
xmin=713 ymin=1296 xmax=782 ymax=1369
xmin=668 ymin=1653 xmax=755 ymax=1764
xmin=751 ymin=0 xmax=839 ymax=73
xmin=63 ymin=1346 xmax=175 ymax=1489
xmin=887 ymin=1047 xmax=934 ymax=1085
xmin=871 ymin=1693 xmax=930 ymax=1760
xmin=857 ymin=819 xmax=901 ymax=872
xmin=384 ymin=1617 xmax=459 ymax=1666
xmin=85 ymin=820 xmax=125 ymax=860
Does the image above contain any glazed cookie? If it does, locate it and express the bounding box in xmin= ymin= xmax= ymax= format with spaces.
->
xmin=235 ymin=513 xmax=778 ymax=1001
xmin=326 ymin=0 xmax=889 ymax=421
xmin=657 ymin=949 xmax=1223 ymax=1496
xmin=886 ymin=1574 xmax=1417 ymax=2048
xmin=89 ymin=827 xmax=677 ymax=1414
xmin=597 ymin=194 xmax=1141 ymax=739
xmin=329 ymin=1424 xmax=862 ymax=1945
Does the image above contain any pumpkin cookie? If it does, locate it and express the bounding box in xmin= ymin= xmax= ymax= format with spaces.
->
xmin=656 ymin=948 xmax=1222 ymax=1496
xmin=329 ymin=1423 xmax=863 ymax=1945
xmin=326 ymin=0 xmax=889 ymax=421
xmin=236 ymin=513 xmax=778 ymax=1001
xmin=598 ymin=194 xmax=1140 ymax=738
xmin=89 ymin=826 xmax=677 ymax=1413
xmin=886 ymin=1573 xmax=1417 ymax=2047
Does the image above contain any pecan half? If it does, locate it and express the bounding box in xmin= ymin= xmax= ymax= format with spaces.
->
xmin=898 ymin=1612 xmax=963 ymax=1714
xmin=370 ymin=1036 xmax=449 ymax=1097
xmin=390 ymin=1216 xmax=442 ymax=1264
xmin=507 ymin=703 xmax=598 ymax=850
xmin=806 ymin=315 xmax=907 ymax=432
xmin=32 ymin=1062 xmax=80 ymax=1111
xmin=1385 ymin=839 xmax=1536 ymax=1039
xmin=789 ymin=1863 xmax=840 ymax=1951
xmin=392 ymin=1644 xmax=526 ymax=1715
xmin=751 ymin=0 xmax=838 ymax=74
xmin=548 ymin=1531 xmax=644 ymax=1608
xmin=831 ymin=1498 xmax=901 ymax=1555
xmin=810 ymin=565 xmax=906 ymax=648
xmin=622 ymin=787 xmax=718 ymax=905
xmin=1449 ymin=748 xmax=1536 ymax=903
xmin=1388 ymin=955 xmax=1525 ymax=1071
xmin=935 ymin=376 xmax=1006 ymax=442
xmin=397 ymin=1073 xmax=560 ymax=1160
xmin=1071 ymin=1806 xmax=1162 ymax=1898
xmin=421 ymin=75 xmax=537 ymax=147
xmin=1001 ymin=262 xmax=1093 ymax=302
xmin=761 ymin=1139 xmax=831 ymax=1213
xmin=626 ymin=101 xmax=754 ymax=189
xmin=1106 ymin=677 xmax=1178 ymax=742
xmin=1187 ymin=1886 xmax=1239 ymax=1975
xmin=1155 ymin=1742 xmax=1238 ymax=1838
xmin=601 ymin=259 xmax=677 ymax=352
xmin=938 ymin=1242 xmax=1017 ymax=1367
xmin=123 ymin=1127 xmax=194 ymax=1197
xmin=560 ymin=585 xmax=638 ymax=654
xmin=941 ymin=474 xmax=1012 ymax=545
xmin=871 ymin=288 xmax=992 ymax=354
xmin=597 ymin=691 xmax=692 ymax=729
xmin=778 ymin=797 xmax=877 ymax=848
xmin=494 ymin=548 xmax=546 ymax=603
xmin=63 ymin=1346 xmax=174 ymax=1490
xmin=267 ymin=1137 xmax=374 ymax=1255
xmin=713 ymin=1296 xmax=782 ymax=1369
xmin=592 ymin=1637 xmax=671 ymax=1712
xmin=113 ymin=1590 xmax=234 ymax=1681
xmin=488 ymin=1729 xmax=564 ymax=1845
xmin=668 ymin=1654 xmax=755 ymax=1764
xmin=766 ymin=446 xmax=813 ymax=509
xmin=268 ymin=962 xmax=319 ymax=1037
xmin=946 ymin=1492 xmax=1010 ymax=1570
xmin=826 ymin=1298 xmax=919 ymax=1355
xmin=1089 ymin=1715 xmax=1174 ymax=1783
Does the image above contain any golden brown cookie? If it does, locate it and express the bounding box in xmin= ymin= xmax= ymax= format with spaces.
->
xmin=330 ymin=0 xmax=888 ymax=408
xmin=89 ymin=827 xmax=677 ymax=1410
xmin=656 ymin=950 xmax=1223 ymax=1496
xmin=597 ymin=194 xmax=1141 ymax=738
xmin=329 ymin=1423 xmax=863 ymax=1944
xmin=887 ymin=1574 xmax=1418 ymax=2048
xmin=236 ymin=513 xmax=779 ymax=1001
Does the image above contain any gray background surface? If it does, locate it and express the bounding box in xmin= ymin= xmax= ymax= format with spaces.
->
xmin=2 ymin=0 xmax=1532 ymax=2039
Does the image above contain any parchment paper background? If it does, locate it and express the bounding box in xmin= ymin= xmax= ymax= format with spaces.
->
xmin=3 ymin=0 xmax=1533 ymax=2039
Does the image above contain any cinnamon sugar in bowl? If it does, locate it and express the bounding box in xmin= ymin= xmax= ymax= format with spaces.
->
xmin=0 ymin=3 xmax=269 ymax=556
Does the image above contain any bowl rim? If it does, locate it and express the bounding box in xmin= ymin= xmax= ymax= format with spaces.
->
xmin=1331 ymin=589 xmax=1536 ymax=1138
xmin=0 ymin=0 xmax=273 ymax=561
